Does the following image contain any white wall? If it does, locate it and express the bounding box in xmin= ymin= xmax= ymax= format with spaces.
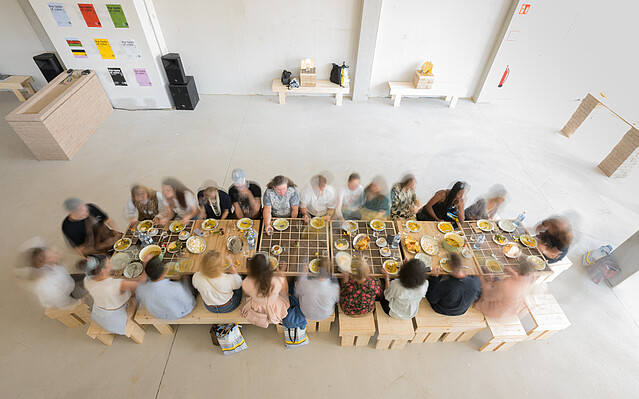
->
xmin=369 ymin=0 xmax=511 ymax=98
xmin=153 ymin=0 xmax=363 ymax=95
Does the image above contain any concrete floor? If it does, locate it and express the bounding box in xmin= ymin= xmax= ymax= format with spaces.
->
xmin=1 ymin=92 xmax=638 ymax=399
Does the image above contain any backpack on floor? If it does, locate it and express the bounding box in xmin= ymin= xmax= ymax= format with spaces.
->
xmin=330 ymin=62 xmax=350 ymax=87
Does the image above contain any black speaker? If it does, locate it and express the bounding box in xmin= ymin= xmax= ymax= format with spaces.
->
xmin=161 ymin=53 xmax=187 ymax=84
xmin=33 ymin=53 xmax=64 ymax=82
xmin=169 ymin=76 xmax=199 ymax=110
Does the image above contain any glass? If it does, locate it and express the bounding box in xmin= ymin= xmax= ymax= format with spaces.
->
xmin=392 ymin=251 xmax=400 ymax=261
xmin=243 ymin=248 xmax=250 ymax=258
xmin=321 ymin=249 xmax=329 ymax=258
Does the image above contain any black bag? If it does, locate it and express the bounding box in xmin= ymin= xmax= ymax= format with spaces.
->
xmin=330 ymin=63 xmax=341 ymax=86
xmin=281 ymin=70 xmax=291 ymax=86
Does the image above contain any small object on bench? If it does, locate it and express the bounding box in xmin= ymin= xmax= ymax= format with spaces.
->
xmin=519 ymin=294 xmax=570 ymax=340
xmin=276 ymin=310 xmax=336 ymax=333
xmin=478 ymin=314 xmax=527 ymax=352
xmin=374 ymin=303 xmax=415 ymax=350
xmin=271 ymin=79 xmax=349 ymax=106
xmin=413 ymin=71 xmax=434 ymax=89
xmin=338 ymin=305 xmax=376 ymax=347
xmin=0 ymin=75 xmax=36 ymax=102
xmin=45 ymin=302 xmax=91 ymax=328
xmin=412 ymin=300 xmax=486 ymax=343
xmin=388 ymin=81 xmax=461 ymax=108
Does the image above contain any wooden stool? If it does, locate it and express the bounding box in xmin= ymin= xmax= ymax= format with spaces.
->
xmin=479 ymin=315 xmax=527 ymax=352
xmin=520 ymin=294 xmax=570 ymax=340
xmin=87 ymin=300 xmax=145 ymax=345
xmin=374 ymin=303 xmax=415 ymax=350
xmin=338 ymin=305 xmax=376 ymax=347
xmin=0 ymin=75 xmax=36 ymax=102
xmin=412 ymin=300 xmax=486 ymax=343
xmin=276 ymin=310 xmax=336 ymax=333
xmin=45 ymin=302 xmax=91 ymax=328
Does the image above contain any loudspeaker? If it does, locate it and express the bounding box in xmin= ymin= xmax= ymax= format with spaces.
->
xmin=169 ymin=76 xmax=199 ymax=110
xmin=33 ymin=53 xmax=65 ymax=82
xmin=161 ymin=53 xmax=187 ymax=84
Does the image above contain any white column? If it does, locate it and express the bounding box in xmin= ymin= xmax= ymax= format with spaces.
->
xmin=352 ymin=0 xmax=383 ymax=102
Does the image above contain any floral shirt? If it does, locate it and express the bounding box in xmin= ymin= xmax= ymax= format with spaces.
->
xmin=339 ymin=278 xmax=382 ymax=316
xmin=390 ymin=184 xmax=417 ymax=220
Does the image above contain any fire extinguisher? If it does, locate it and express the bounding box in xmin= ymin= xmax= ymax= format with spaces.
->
xmin=498 ymin=65 xmax=510 ymax=88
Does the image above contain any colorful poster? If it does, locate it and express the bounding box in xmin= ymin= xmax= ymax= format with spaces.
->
xmin=48 ymin=3 xmax=72 ymax=27
xmin=71 ymin=49 xmax=88 ymax=58
xmin=66 ymin=37 xmax=83 ymax=47
xmin=94 ymin=38 xmax=115 ymax=59
xmin=106 ymin=4 xmax=129 ymax=28
xmin=78 ymin=3 xmax=102 ymax=27
xmin=66 ymin=38 xmax=87 ymax=58
xmin=108 ymin=68 xmax=127 ymax=86
xmin=121 ymin=39 xmax=140 ymax=59
xmin=133 ymin=68 xmax=152 ymax=86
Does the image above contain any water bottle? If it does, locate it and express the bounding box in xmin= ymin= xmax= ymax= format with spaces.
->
xmin=392 ymin=234 xmax=401 ymax=249
xmin=473 ymin=233 xmax=485 ymax=250
xmin=247 ymin=229 xmax=256 ymax=250
xmin=515 ymin=211 xmax=526 ymax=227
xmin=139 ymin=232 xmax=153 ymax=247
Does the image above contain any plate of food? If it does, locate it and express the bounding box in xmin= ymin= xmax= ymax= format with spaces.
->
xmin=403 ymin=236 xmax=420 ymax=254
xmin=477 ymin=219 xmax=494 ymax=232
xmin=486 ymin=258 xmax=503 ymax=273
xmin=498 ymin=220 xmax=516 ymax=233
xmin=165 ymin=262 xmax=179 ymax=278
xmin=376 ymin=237 xmax=387 ymax=247
xmin=223 ymin=257 xmax=232 ymax=270
xmin=167 ymin=241 xmax=182 ymax=253
xmin=334 ymin=238 xmax=349 ymax=251
xmin=147 ymin=228 xmax=158 ymax=237
xmin=440 ymin=258 xmax=452 ymax=273
xmin=124 ymin=262 xmax=143 ymax=278
xmin=461 ymin=246 xmax=473 ymax=259
xmin=271 ymin=245 xmax=283 ymax=255
xmin=237 ymin=218 xmax=253 ymax=230
xmin=437 ymin=221 xmax=454 ymax=234
xmin=177 ymin=258 xmax=193 ymax=273
xmin=370 ymin=219 xmax=386 ymax=232
xmin=503 ymin=243 xmax=521 ymax=259
xmin=383 ymin=259 xmax=400 ymax=275
xmin=341 ymin=220 xmax=358 ymax=233
xmin=415 ymin=253 xmax=432 ymax=268
xmin=527 ymin=255 xmax=546 ymax=271
xmin=442 ymin=232 xmax=464 ymax=252
xmin=186 ymin=236 xmax=206 ymax=254
xmin=111 ymin=252 xmax=132 ymax=270
xmin=336 ymin=251 xmax=352 ymax=272
xmin=269 ymin=256 xmax=279 ymax=271
xmin=113 ymin=238 xmax=131 ymax=252
xmin=493 ymin=233 xmax=508 ymax=246
xmin=308 ymin=258 xmax=320 ymax=274
xmin=405 ymin=220 xmax=421 ymax=233
xmin=169 ymin=220 xmax=185 ymax=233
xmin=380 ymin=247 xmax=391 ymax=257
xmin=139 ymin=245 xmax=162 ymax=261
xmin=227 ymin=235 xmax=243 ymax=254
xmin=137 ymin=220 xmax=153 ymax=232
xmin=310 ymin=217 xmax=325 ymax=229
xmin=519 ymin=234 xmax=538 ymax=248
xmin=273 ymin=218 xmax=289 ymax=231
xmin=353 ymin=234 xmax=371 ymax=251
xmin=420 ymin=235 xmax=438 ymax=255
xmin=202 ymin=219 xmax=219 ymax=231
xmin=178 ymin=230 xmax=190 ymax=241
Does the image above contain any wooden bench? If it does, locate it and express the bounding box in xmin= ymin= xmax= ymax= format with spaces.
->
xmin=86 ymin=300 xmax=145 ymax=346
xmin=338 ymin=305 xmax=376 ymax=347
xmin=387 ymin=81 xmax=462 ymax=108
xmin=374 ymin=303 xmax=415 ymax=350
xmin=479 ymin=315 xmax=527 ymax=352
xmin=543 ymin=258 xmax=573 ymax=283
xmin=412 ymin=300 xmax=486 ymax=343
xmin=275 ymin=311 xmax=336 ymax=333
xmin=519 ymin=294 xmax=570 ymax=340
xmin=45 ymin=302 xmax=91 ymax=328
xmin=0 ymin=75 xmax=36 ymax=102
xmin=271 ymin=79 xmax=349 ymax=106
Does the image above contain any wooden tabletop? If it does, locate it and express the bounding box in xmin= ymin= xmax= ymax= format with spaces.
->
xmin=0 ymin=75 xmax=34 ymax=88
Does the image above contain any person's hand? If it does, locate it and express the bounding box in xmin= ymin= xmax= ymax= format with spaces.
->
xmin=158 ymin=217 xmax=168 ymax=227
xmin=266 ymin=225 xmax=274 ymax=235
xmin=302 ymin=213 xmax=310 ymax=223
xmin=142 ymin=253 xmax=154 ymax=264
xmin=180 ymin=216 xmax=191 ymax=224
xmin=152 ymin=216 xmax=160 ymax=225
xmin=381 ymin=267 xmax=389 ymax=279
xmin=431 ymin=265 xmax=441 ymax=277
xmin=228 ymin=265 xmax=237 ymax=274
xmin=129 ymin=217 xmax=138 ymax=225
xmin=323 ymin=214 xmax=332 ymax=222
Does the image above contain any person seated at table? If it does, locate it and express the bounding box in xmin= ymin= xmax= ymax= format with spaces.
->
xmin=295 ymin=258 xmax=339 ymax=321
xmin=427 ymin=253 xmax=481 ymax=316
xmin=380 ymin=258 xmax=428 ymax=319
xmin=535 ymin=216 xmax=573 ymax=264
xmin=240 ymin=254 xmax=289 ymax=327
xmin=124 ymin=184 xmax=166 ymax=225
xmin=62 ymin=198 xmax=121 ymax=257
xmin=197 ymin=180 xmax=232 ymax=220
xmin=82 ymin=254 xmax=142 ymax=335
xmin=136 ymin=256 xmax=196 ymax=320
xmin=336 ymin=172 xmax=364 ymax=220
xmin=228 ymin=168 xmax=262 ymax=219
xmin=263 ymin=175 xmax=300 ymax=235
xmin=192 ymin=250 xmax=243 ymax=313
xmin=390 ymin=173 xmax=421 ymax=220
xmin=159 ymin=178 xmax=199 ymax=225
xmin=464 ymin=184 xmax=507 ymax=221
xmin=339 ymin=259 xmax=382 ymax=316
xmin=416 ymin=181 xmax=468 ymax=223
xmin=359 ymin=175 xmax=390 ymax=221
xmin=474 ymin=259 xmax=535 ymax=319
xmin=300 ymin=174 xmax=337 ymax=223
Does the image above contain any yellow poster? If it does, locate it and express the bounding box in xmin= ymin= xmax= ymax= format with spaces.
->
xmin=94 ymin=38 xmax=115 ymax=59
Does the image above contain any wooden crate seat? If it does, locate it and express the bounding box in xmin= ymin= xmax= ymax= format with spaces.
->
xmin=45 ymin=302 xmax=91 ymax=328
xmin=412 ymin=300 xmax=486 ymax=343
xmin=276 ymin=310 xmax=336 ymax=333
xmin=479 ymin=315 xmax=527 ymax=352
xmin=374 ymin=303 xmax=415 ymax=350
xmin=520 ymin=294 xmax=570 ymax=340
xmin=338 ymin=305 xmax=376 ymax=347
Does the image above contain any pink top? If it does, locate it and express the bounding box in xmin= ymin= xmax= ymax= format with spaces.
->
xmin=474 ymin=272 xmax=533 ymax=319
xmin=241 ymin=276 xmax=290 ymax=325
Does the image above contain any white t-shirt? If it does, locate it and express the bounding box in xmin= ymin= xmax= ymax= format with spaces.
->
xmin=192 ymin=272 xmax=242 ymax=306
xmin=384 ymin=279 xmax=428 ymax=320
xmin=124 ymin=192 xmax=167 ymax=220
xmin=300 ymin=184 xmax=337 ymax=216
xmin=336 ymin=185 xmax=363 ymax=218
xmin=84 ymin=277 xmax=131 ymax=310
xmin=169 ymin=191 xmax=198 ymax=218
xmin=30 ymin=265 xmax=79 ymax=309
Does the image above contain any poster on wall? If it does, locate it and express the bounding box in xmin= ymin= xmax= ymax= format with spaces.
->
xmin=94 ymin=38 xmax=115 ymax=59
xmin=106 ymin=4 xmax=129 ymax=28
xmin=134 ymin=68 xmax=151 ymax=86
xmin=47 ymin=3 xmax=72 ymax=27
xmin=78 ymin=3 xmax=102 ymax=27
xmin=66 ymin=38 xmax=87 ymax=58
xmin=108 ymin=68 xmax=127 ymax=86
xmin=121 ymin=39 xmax=141 ymax=59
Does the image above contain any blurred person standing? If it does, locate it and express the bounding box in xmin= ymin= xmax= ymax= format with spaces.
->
xmin=300 ymin=174 xmax=337 ymax=223
xmin=536 ymin=216 xmax=573 ymax=264
xmin=263 ymin=175 xmax=300 ymax=235
xmin=228 ymin=168 xmax=262 ymax=219
xmin=61 ymin=198 xmax=120 ymax=256
xmin=465 ymin=184 xmax=507 ymax=220
xmin=475 ymin=260 xmax=535 ymax=319
xmin=336 ymin=173 xmax=364 ymax=220
xmin=124 ymin=184 xmax=166 ymax=225
xmin=360 ymin=175 xmax=390 ymax=220
xmin=159 ymin=177 xmax=199 ymax=224
xmin=390 ymin=174 xmax=421 ymax=220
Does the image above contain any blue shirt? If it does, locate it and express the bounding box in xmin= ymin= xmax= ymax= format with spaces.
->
xmin=136 ymin=279 xmax=196 ymax=320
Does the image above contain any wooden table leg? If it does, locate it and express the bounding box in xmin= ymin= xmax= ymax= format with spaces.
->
xmin=375 ymin=338 xmax=392 ymax=349
xmin=336 ymin=94 xmax=343 ymax=106
xmin=449 ymin=96 xmax=458 ymax=108
xmin=355 ymin=335 xmax=370 ymax=346
xmin=12 ymin=89 xmax=26 ymax=102
xmin=278 ymin=91 xmax=286 ymax=104
xmin=341 ymin=335 xmax=355 ymax=346
xmin=24 ymin=82 xmax=36 ymax=95
xmin=390 ymin=339 xmax=408 ymax=350
xmin=153 ymin=323 xmax=175 ymax=335
xmin=393 ymin=94 xmax=402 ymax=107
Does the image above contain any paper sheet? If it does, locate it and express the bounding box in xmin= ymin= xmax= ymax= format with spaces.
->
xmin=48 ymin=3 xmax=72 ymax=27
xmin=121 ymin=39 xmax=141 ymax=59
xmin=94 ymin=38 xmax=115 ymax=59
xmin=108 ymin=68 xmax=127 ymax=86
xmin=134 ymin=68 xmax=152 ymax=86
xmin=107 ymin=4 xmax=129 ymax=28
xmin=79 ymin=3 xmax=102 ymax=28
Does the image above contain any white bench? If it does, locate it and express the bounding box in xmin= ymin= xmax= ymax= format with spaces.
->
xmin=271 ymin=79 xmax=349 ymax=106
xmin=543 ymin=258 xmax=573 ymax=283
xmin=388 ymin=81 xmax=462 ymax=108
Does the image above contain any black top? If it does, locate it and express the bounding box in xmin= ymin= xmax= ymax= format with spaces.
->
xmin=547 ymin=245 xmax=569 ymax=264
xmin=426 ymin=275 xmax=481 ymax=316
xmin=61 ymin=204 xmax=108 ymax=247
xmin=416 ymin=201 xmax=457 ymax=222
xmin=197 ymin=189 xmax=232 ymax=219
xmin=228 ymin=182 xmax=261 ymax=216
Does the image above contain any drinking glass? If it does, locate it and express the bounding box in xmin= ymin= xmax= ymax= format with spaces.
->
xmin=243 ymin=248 xmax=250 ymax=258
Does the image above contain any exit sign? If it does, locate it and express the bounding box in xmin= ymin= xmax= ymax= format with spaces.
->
xmin=519 ymin=4 xmax=531 ymax=14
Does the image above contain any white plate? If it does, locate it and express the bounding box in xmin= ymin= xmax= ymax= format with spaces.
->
xmin=461 ymin=247 xmax=473 ymax=259
xmin=376 ymin=237 xmax=387 ymax=247
xmin=334 ymin=238 xmax=349 ymax=251
xmin=353 ymin=234 xmax=370 ymax=251
xmin=124 ymin=262 xmax=143 ymax=278
xmin=519 ymin=234 xmax=538 ymax=248
xmin=310 ymin=217 xmax=325 ymax=229
xmin=271 ymin=245 xmax=283 ymax=255
xmin=137 ymin=220 xmax=153 ymax=232
xmin=477 ymin=219 xmax=494 ymax=232
xmin=383 ymin=259 xmax=400 ymax=275
xmin=341 ymin=220 xmax=358 ymax=233
xmin=503 ymin=243 xmax=521 ymax=259
xmin=202 ymin=219 xmax=219 ymax=231
xmin=405 ymin=220 xmax=422 ymax=233
xmin=308 ymin=259 xmax=320 ymax=274
xmin=113 ymin=238 xmax=131 ymax=252
xmin=420 ymin=235 xmax=438 ymax=255
xmin=492 ymin=234 xmax=508 ymax=246
xmin=527 ymin=255 xmax=546 ymax=271
xmin=147 ymin=228 xmax=158 ymax=237
xmin=380 ymin=247 xmax=391 ymax=257
xmin=186 ymin=236 xmax=206 ymax=254
xmin=498 ymin=220 xmax=516 ymax=233
xmin=178 ymin=230 xmax=190 ymax=241
xmin=169 ymin=220 xmax=185 ymax=233
xmin=111 ymin=252 xmax=132 ymax=270
xmin=237 ymin=218 xmax=253 ymax=230
xmin=439 ymin=258 xmax=451 ymax=273
xmin=414 ymin=253 xmax=432 ymax=267
xmin=273 ymin=218 xmax=289 ymax=231
xmin=335 ymin=251 xmax=352 ymax=272
xmin=369 ymin=219 xmax=386 ymax=231
xmin=437 ymin=221 xmax=454 ymax=233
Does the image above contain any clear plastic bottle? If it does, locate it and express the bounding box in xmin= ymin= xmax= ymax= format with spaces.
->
xmin=515 ymin=211 xmax=527 ymax=227
xmin=473 ymin=233 xmax=485 ymax=250
xmin=247 ymin=229 xmax=256 ymax=250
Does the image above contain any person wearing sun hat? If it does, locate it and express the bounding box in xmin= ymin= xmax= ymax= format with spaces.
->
xmin=227 ymin=168 xmax=262 ymax=219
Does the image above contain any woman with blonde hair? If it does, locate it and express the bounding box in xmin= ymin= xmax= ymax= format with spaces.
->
xmin=339 ymin=259 xmax=381 ymax=316
xmin=124 ymin=184 xmax=166 ymax=224
xmin=192 ymin=250 xmax=242 ymax=313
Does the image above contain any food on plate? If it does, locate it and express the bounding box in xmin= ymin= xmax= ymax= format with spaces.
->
xmin=498 ymin=220 xmax=516 ymax=233
xmin=334 ymin=238 xmax=349 ymax=250
xmin=354 ymin=235 xmax=371 ymax=251
xmin=123 ymin=262 xmax=143 ymax=278
xmin=527 ymin=255 xmax=546 ymax=270
xmin=406 ymin=220 xmax=421 ymax=233
xmin=237 ymin=218 xmax=252 ymax=230
xmin=186 ymin=236 xmax=206 ymax=254
xmin=202 ymin=219 xmax=218 ymax=231
xmin=342 ymin=220 xmax=358 ymax=233
xmin=445 ymin=237 xmax=461 ymax=248
xmin=167 ymin=241 xmax=182 ymax=253
xmin=273 ymin=218 xmax=289 ymax=231
xmin=486 ymin=259 xmax=503 ymax=273
xmin=269 ymin=256 xmax=279 ymax=270
xmin=179 ymin=230 xmax=190 ymax=240
xmin=370 ymin=220 xmax=385 ymax=231
xmin=383 ymin=260 xmax=399 ymax=275
xmin=308 ymin=259 xmax=320 ymax=274
xmin=380 ymin=247 xmax=391 ymax=257
xmin=113 ymin=238 xmax=131 ymax=252
xmin=376 ymin=237 xmax=387 ymax=247
xmin=137 ymin=220 xmax=153 ymax=232
xmin=311 ymin=217 xmax=325 ymax=229
xmin=139 ymin=245 xmax=162 ymax=261
xmin=493 ymin=234 xmax=507 ymax=245
xmin=169 ymin=221 xmax=185 ymax=233
xmin=336 ymin=252 xmax=352 ymax=271
xmin=414 ymin=253 xmax=432 ymax=267
xmin=420 ymin=236 xmax=438 ymax=255
xmin=461 ymin=247 xmax=472 ymax=259
xmin=440 ymin=258 xmax=451 ymax=273
xmin=519 ymin=234 xmax=538 ymax=248
xmin=177 ymin=258 xmax=193 ymax=273
xmin=147 ymin=228 xmax=158 ymax=236
xmin=403 ymin=236 xmax=420 ymax=254
xmin=165 ymin=262 xmax=179 ymax=278
xmin=271 ymin=245 xmax=283 ymax=255
xmin=477 ymin=220 xmax=494 ymax=232
xmin=503 ymin=243 xmax=521 ymax=258
xmin=437 ymin=221 xmax=454 ymax=233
